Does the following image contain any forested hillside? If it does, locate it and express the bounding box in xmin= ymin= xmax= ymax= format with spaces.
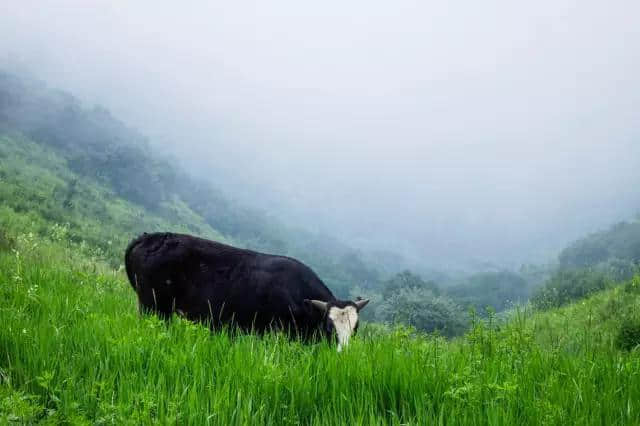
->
xmin=559 ymin=220 xmax=640 ymax=270
xmin=1 ymin=70 xmax=640 ymax=424
xmin=3 ymin=0 xmax=640 ymax=421
xmin=531 ymin=220 xmax=640 ymax=310
xmin=2 ymin=70 xmax=640 ymax=337
xmin=0 ymin=71 xmax=384 ymax=298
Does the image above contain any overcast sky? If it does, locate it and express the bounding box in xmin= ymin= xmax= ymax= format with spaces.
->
xmin=2 ymin=0 xmax=640 ymax=269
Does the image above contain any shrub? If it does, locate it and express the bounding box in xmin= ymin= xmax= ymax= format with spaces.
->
xmin=531 ymin=269 xmax=609 ymax=310
xmin=376 ymin=287 xmax=467 ymax=337
xmin=447 ymin=270 xmax=529 ymax=313
xmin=0 ymin=229 xmax=15 ymax=252
xmin=381 ymin=270 xmax=439 ymax=299
xmin=624 ymin=274 xmax=640 ymax=294
xmin=559 ymin=221 xmax=640 ymax=269
xmin=616 ymin=318 xmax=640 ymax=351
xmin=600 ymin=258 xmax=639 ymax=283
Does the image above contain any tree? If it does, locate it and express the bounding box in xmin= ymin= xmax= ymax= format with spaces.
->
xmin=531 ymin=269 xmax=609 ymax=310
xmin=376 ymin=287 xmax=466 ymax=337
xmin=382 ymin=270 xmax=439 ymax=299
xmin=447 ymin=270 xmax=529 ymax=313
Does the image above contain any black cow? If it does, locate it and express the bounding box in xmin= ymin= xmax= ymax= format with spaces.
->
xmin=124 ymin=232 xmax=369 ymax=351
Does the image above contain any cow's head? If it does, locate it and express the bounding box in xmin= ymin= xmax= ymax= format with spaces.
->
xmin=305 ymin=298 xmax=370 ymax=352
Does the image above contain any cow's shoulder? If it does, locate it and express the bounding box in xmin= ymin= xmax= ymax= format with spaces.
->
xmin=254 ymin=254 xmax=333 ymax=294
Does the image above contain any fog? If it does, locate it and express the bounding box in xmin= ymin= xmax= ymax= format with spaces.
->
xmin=2 ymin=0 xmax=640 ymax=269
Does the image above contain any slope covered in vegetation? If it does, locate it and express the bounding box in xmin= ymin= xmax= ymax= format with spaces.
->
xmin=0 ymin=134 xmax=226 ymax=263
xmin=4 ymin=69 xmax=640 ymax=338
xmin=559 ymin=220 xmax=640 ymax=269
xmin=0 ymin=229 xmax=638 ymax=424
xmin=529 ymin=220 xmax=640 ymax=311
xmin=0 ymin=71 xmax=537 ymax=337
xmin=1 ymin=69 xmax=640 ymax=424
xmin=0 ymin=71 xmax=385 ymax=298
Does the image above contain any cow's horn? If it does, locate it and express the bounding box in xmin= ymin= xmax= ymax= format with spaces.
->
xmin=355 ymin=298 xmax=370 ymax=310
xmin=307 ymin=299 xmax=329 ymax=312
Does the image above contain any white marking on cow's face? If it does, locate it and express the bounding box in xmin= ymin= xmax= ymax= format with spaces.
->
xmin=328 ymin=306 xmax=359 ymax=352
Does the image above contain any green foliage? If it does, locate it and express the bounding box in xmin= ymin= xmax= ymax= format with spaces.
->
xmin=0 ymin=228 xmax=14 ymax=252
xmin=447 ymin=270 xmax=530 ymax=313
xmin=381 ymin=270 xmax=439 ymax=299
xmin=0 ymin=69 xmax=382 ymax=312
xmin=614 ymin=275 xmax=640 ymax=351
xmin=559 ymin=220 xmax=640 ymax=268
xmin=598 ymin=257 xmax=639 ymax=283
xmin=616 ymin=318 xmax=640 ymax=351
xmin=0 ymin=135 xmax=226 ymax=268
xmin=0 ymin=70 xmax=383 ymax=294
xmin=559 ymin=240 xmax=610 ymax=268
xmin=1 ymin=234 xmax=640 ymax=424
xmin=529 ymin=222 xmax=640 ymax=313
xmin=625 ymin=274 xmax=640 ymax=294
xmin=358 ymin=270 xmax=467 ymax=335
xmin=531 ymin=269 xmax=610 ymax=310
xmin=376 ymin=287 xmax=467 ymax=337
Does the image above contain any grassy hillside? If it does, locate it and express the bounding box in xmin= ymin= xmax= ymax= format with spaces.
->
xmin=1 ymin=70 xmax=640 ymax=424
xmin=559 ymin=220 xmax=640 ymax=269
xmin=0 ymin=70 xmax=389 ymax=298
xmin=0 ymin=231 xmax=638 ymax=424
xmin=2 ymin=71 xmax=592 ymax=333
xmin=0 ymin=131 xmax=546 ymax=336
xmin=0 ymin=134 xmax=227 ymax=265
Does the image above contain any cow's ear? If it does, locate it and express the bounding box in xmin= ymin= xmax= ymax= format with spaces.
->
xmin=354 ymin=298 xmax=370 ymax=311
xmin=305 ymin=299 xmax=328 ymax=313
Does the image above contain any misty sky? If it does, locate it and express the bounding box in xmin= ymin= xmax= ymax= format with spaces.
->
xmin=2 ymin=0 xmax=640 ymax=269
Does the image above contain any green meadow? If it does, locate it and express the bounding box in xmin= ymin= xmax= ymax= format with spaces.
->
xmin=1 ymin=78 xmax=639 ymax=425
xmin=0 ymin=229 xmax=639 ymax=424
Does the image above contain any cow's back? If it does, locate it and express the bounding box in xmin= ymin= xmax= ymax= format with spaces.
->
xmin=126 ymin=233 xmax=251 ymax=316
xmin=125 ymin=232 xmax=335 ymax=334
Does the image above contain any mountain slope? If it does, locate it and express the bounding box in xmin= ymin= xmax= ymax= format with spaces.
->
xmin=0 ymin=134 xmax=226 ymax=265
xmin=0 ymin=71 xmax=384 ymax=297
xmin=0 ymin=232 xmax=638 ymax=424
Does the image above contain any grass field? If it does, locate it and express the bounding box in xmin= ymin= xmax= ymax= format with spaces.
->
xmin=1 ymin=231 xmax=639 ymax=425
xmin=1 ymin=132 xmax=639 ymax=425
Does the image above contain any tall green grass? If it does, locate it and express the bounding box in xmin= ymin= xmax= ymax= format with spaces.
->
xmin=1 ymin=234 xmax=639 ymax=425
